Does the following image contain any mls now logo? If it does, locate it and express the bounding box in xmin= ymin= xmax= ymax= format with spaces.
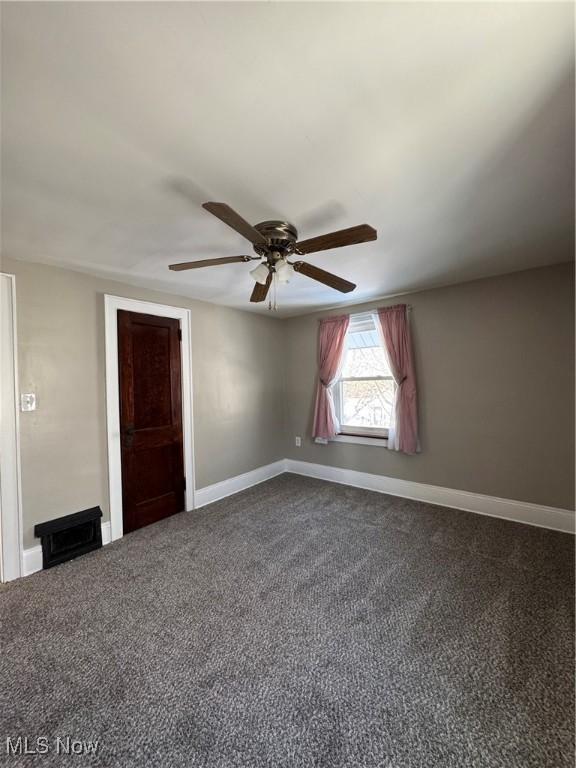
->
xmin=6 ymin=736 xmax=99 ymax=756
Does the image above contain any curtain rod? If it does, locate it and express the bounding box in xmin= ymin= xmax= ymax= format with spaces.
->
xmin=350 ymin=305 xmax=413 ymax=312
xmin=317 ymin=304 xmax=413 ymax=321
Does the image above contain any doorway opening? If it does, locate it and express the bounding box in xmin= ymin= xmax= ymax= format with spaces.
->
xmin=0 ymin=273 xmax=23 ymax=581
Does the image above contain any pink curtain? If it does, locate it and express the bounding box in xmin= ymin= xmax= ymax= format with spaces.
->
xmin=377 ymin=305 xmax=419 ymax=454
xmin=312 ymin=315 xmax=350 ymax=440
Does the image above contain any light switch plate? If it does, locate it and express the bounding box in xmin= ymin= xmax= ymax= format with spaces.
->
xmin=20 ymin=393 xmax=36 ymax=412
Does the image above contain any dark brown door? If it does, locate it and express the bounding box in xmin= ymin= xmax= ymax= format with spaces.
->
xmin=118 ymin=310 xmax=185 ymax=534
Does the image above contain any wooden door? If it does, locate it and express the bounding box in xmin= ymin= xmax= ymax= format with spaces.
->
xmin=118 ymin=310 xmax=185 ymax=534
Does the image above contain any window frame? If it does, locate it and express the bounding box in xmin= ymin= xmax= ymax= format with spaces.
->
xmin=333 ymin=312 xmax=395 ymax=440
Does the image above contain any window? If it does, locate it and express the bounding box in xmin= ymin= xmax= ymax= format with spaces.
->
xmin=333 ymin=312 xmax=395 ymax=439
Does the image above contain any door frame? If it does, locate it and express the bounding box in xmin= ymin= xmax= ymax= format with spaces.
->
xmin=104 ymin=295 xmax=195 ymax=541
xmin=0 ymin=273 xmax=23 ymax=581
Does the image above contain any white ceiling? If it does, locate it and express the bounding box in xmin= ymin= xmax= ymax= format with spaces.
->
xmin=2 ymin=2 xmax=574 ymax=317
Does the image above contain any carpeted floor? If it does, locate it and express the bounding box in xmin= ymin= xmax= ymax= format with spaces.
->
xmin=1 ymin=474 xmax=574 ymax=767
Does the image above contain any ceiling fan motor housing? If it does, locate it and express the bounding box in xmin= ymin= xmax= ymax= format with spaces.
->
xmin=253 ymin=221 xmax=298 ymax=260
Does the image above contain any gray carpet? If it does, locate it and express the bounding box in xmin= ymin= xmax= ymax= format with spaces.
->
xmin=1 ymin=474 xmax=573 ymax=768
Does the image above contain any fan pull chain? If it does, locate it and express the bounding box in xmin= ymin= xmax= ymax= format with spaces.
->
xmin=269 ymin=271 xmax=278 ymax=311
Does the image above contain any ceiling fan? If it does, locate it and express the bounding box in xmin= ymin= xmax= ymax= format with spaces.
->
xmin=169 ymin=203 xmax=377 ymax=306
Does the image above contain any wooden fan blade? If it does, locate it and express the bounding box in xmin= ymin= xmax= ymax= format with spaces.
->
xmin=296 ymin=224 xmax=377 ymax=255
xmin=250 ymin=272 xmax=272 ymax=303
xmin=293 ymin=261 xmax=356 ymax=293
xmin=169 ymin=256 xmax=251 ymax=271
xmin=203 ymin=202 xmax=267 ymax=246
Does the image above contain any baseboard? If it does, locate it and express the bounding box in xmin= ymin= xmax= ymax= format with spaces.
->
xmin=285 ymin=459 xmax=575 ymax=534
xmin=23 ymin=521 xmax=112 ymax=577
xmin=20 ymin=461 xmax=574 ymax=577
xmin=194 ymin=460 xmax=287 ymax=509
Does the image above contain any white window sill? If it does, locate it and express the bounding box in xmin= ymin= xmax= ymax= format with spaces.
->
xmin=330 ymin=433 xmax=389 ymax=447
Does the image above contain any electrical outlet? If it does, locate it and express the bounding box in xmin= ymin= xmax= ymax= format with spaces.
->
xmin=295 ymin=436 xmax=302 ymax=447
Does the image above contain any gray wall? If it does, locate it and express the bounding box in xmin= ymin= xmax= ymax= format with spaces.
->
xmin=3 ymin=257 xmax=286 ymax=547
xmin=284 ymin=263 xmax=575 ymax=511
xmin=4 ymin=258 xmax=574 ymax=548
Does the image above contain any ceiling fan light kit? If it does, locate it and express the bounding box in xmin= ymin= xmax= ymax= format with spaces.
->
xmin=168 ymin=202 xmax=377 ymax=308
xmin=275 ymin=260 xmax=294 ymax=284
xmin=249 ymin=263 xmax=270 ymax=285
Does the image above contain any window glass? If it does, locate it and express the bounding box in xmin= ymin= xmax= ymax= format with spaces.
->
xmin=336 ymin=313 xmax=394 ymax=433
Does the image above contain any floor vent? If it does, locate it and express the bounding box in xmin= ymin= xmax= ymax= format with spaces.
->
xmin=34 ymin=507 xmax=103 ymax=569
